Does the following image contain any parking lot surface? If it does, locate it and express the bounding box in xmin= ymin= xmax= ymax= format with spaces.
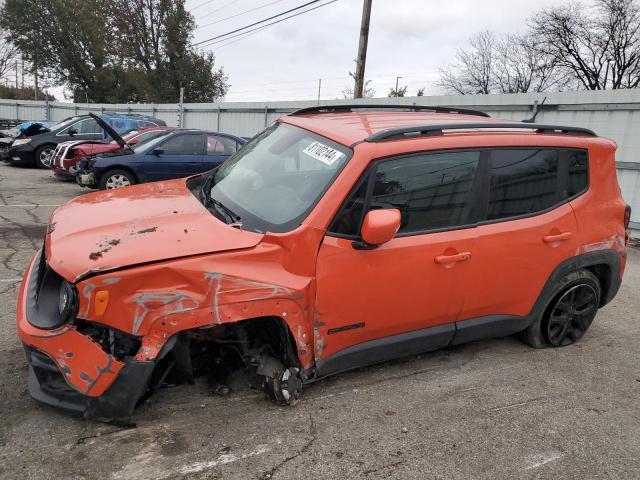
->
xmin=0 ymin=164 xmax=639 ymax=480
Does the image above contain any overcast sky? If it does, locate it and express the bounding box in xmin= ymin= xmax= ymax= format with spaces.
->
xmin=187 ymin=0 xmax=563 ymax=102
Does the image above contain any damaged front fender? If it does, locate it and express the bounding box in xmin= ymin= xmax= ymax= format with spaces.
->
xmin=75 ymin=254 xmax=315 ymax=370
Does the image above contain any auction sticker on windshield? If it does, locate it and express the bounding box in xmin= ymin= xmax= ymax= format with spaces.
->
xmin=303 ymin=141 xmax=344 ymax=166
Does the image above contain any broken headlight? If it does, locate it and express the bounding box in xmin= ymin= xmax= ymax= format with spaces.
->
xmin=26 ymin=251 xmax=79 ymax=330
xmin=58 ymin=280 xmax=77 ymax=322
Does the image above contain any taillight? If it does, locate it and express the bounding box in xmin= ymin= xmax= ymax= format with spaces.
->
xmin=624 ymin=205 xmax=631 ymax=229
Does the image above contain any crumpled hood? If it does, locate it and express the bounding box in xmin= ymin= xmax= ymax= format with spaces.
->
xmin=45 ymin=178 xmax=264 ymax=282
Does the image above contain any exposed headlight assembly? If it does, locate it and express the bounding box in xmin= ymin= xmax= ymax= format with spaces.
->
xmin=12 ymin=138 xmax=31 ymax=147
xmin=26 ymin=251 xmax=79 ymax=329
xmin=58 ymin=281 xmax=77 ymax=321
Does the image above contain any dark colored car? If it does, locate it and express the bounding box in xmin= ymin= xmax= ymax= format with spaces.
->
xmin=77 ymin=129 xmax=247 ymax=190
xmin=50 ymin=126 xmax=176 ymax=180
xmin=4 ymin=114 xmax=166 ymax=168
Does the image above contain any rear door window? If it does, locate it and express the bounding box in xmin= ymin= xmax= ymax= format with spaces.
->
xmin=485 ymin=148 xmax=588 ymax=221
xmin=207 ymin=135 xmax=237 ymax=155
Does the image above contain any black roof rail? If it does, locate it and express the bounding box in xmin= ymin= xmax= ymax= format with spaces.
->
xmin=366 ymin=122 xmax=597 ymax=142
xmin=290 ymin=104 xmax=490 ymax=118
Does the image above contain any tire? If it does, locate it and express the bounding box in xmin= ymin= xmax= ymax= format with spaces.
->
xmin=99 ymin=169 xmax=136 ymax=190
xmin=35 ymin=145 xmax=56 ymax=169
xmin=521 ymin=269 xmax=601 ymax=348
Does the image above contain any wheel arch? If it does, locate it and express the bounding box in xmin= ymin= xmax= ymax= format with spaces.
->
xmin=533 ymin=250 xmax=622 ymax=318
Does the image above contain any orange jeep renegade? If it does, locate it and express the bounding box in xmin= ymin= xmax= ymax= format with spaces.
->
xmin=16 ymin=105 xmax=631 ymax=420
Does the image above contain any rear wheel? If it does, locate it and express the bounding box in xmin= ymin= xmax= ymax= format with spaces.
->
xmin=35 ymin=145 xmax=55 ymax=169
xmin=99 ymin=169 xmax=136 ymax=190
xmin=521 ymin=269 xmax=601 ymax=348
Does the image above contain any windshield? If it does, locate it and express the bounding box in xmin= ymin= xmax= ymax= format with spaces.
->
xmin=131 ymin=131 xmax=171 ymax=153
xmin=207 ymin=122 xmax=352 ymax=233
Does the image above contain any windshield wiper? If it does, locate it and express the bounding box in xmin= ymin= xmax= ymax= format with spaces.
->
xmin=211 ymin=198 xmax=242 ymax=227
xmin=200 ymin=173 xmax=242 ymax=227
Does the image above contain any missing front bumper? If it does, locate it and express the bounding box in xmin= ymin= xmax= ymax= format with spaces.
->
xmin=26 ymin=346 xmax=154 ymax=420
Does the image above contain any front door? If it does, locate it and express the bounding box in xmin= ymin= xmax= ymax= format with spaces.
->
xmin=143 ymin=133 xmax=205 ymax=181
xmin=315 ymin=150 xmax=483 ymax=374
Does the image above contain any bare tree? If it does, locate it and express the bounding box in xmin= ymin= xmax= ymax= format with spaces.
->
xmin=493 ymin=33 xmax=571 ymax=93
xmin=438 ymin=30 xmax=495 ymax=94
xmin=0 ymin=30 xmax=18 ymax=85
xmin=438 ymin=30 xmax=568 ymax=95
xmin=530 ymin=0 xmax=640 ymax=89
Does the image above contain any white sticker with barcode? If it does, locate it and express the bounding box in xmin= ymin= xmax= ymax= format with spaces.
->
xmin=302 ymin=141 xmax=344 ymax=166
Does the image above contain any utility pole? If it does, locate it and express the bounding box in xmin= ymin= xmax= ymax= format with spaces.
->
xmin=354 ymin=0 xmax=372 ymax=99
xmin=395 ymin=76 xmax=402 ymax=93
xmin=317 ymin=78 xmax=322 ymax=105
xmin=178 ymin=86 xmax=185 ymax=128
xmin=15 ymin=60 xmax=18 ymax=89
xmin=34 ymin=66 xmax=39 ymax=101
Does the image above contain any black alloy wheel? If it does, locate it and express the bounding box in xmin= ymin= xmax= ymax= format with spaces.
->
xmin=546 ymin=284 xmax=599 ymax=347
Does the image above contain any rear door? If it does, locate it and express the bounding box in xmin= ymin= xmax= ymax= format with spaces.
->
xmin=315 ymin=150 xmax=483 ymax=373
xmin=203 ymin=134 xmax=239 ymax=170
xmin=142 ymin=133 xmax=205 ymax=181
xmin=458 ymin=148 xmax=585 ymax=331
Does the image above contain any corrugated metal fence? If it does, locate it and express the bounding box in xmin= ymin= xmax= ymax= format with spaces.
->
xmin=1 ymin=90 xmax=639 ymax=231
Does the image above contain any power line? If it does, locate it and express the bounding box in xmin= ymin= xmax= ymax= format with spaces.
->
xmin=208 ymin=25 xmax=271 ymax=50
xmin=198 ymin=0 xmax=338 ymax=49
xmin=193 ymin=0 xmax=328 ymax=47
xmin=189 ymin=0 xmax=218 ymax=12
xmin=196 ymin=0 xmax=288 ymax=30
xmin=199 ymin=0 xmax=242 ymax=21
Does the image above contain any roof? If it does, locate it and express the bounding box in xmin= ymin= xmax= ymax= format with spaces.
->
xmin=281 ymin=111 xmax=504 ymax=146
xmin=280 ymin=108 xmax=595 ymax=146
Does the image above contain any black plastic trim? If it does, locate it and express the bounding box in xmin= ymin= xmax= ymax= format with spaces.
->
xmin=290 ymin=104 xmax=490 ymax=118
xmin=366 ymin=122 xmax=597 ymax=142
xmin=25 ymin=250 xmax=78 ymax=330
xmin=315 ymin=323 xmax=455 ymax=378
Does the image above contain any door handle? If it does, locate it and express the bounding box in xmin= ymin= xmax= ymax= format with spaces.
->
xmin=543 ymin=232 xmax=572 ymax=243
xmin=434 ymin=252 xmax=472 ymax=264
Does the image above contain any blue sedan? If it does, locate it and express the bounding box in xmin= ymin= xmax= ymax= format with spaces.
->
xmin=77 ymin=129 xmax=247 ymax=190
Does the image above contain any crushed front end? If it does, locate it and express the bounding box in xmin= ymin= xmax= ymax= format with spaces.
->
xmin=75 ymin=157 xmax=98 ymax=188
xmin=17 ymin=251 xmax=155 ymax=420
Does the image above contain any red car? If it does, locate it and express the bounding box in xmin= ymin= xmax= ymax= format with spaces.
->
xmin=50 ymin=126 xmax=175 ymax=179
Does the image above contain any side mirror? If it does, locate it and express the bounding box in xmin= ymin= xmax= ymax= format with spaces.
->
xmin=128 ymin=138 xmax=139 ymax=145
xmin=152 ymin=148 xmax=164 ymax=156
xmin=357 ymin=209 xmax=401 ymax=249
xmin=68 ymin=128 xmax=78 ymax=136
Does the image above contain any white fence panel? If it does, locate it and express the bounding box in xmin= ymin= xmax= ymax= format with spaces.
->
xmin=1 ymin=90 xmax=640 ymax=232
